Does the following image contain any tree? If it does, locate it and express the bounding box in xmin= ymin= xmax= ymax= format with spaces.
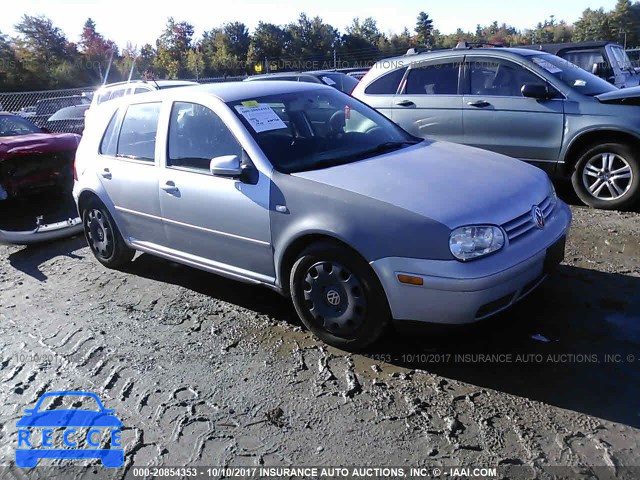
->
xmin=573 ymin=8 xmax=613 ymax=42
xmin=79 ymin=18 xmax=117 ymax=83
xmin=415 ymin=12 xmax=434 ymax=46
xmin=247 ymin=22 xmax=290 ymax=70
xmin=154 ymin=17 xmax=194 ymax=78
xmin=610 ymin=0 xmax=636 ymax=47
xmin=286 ymin=13 xmax=339 ymax=66
xmin=0 ymin=31 xmax=21 ymax=90
xmin=13 ymin=15 xmax=82 ymax=88
xmin=222 ymin=22 xmax=251 ymax=62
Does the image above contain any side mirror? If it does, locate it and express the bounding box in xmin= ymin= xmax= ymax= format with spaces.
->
xmin=210 ymin=155 xmax=242 ymax=178
xmin=521 ymin=83 xmax=551 ymax=99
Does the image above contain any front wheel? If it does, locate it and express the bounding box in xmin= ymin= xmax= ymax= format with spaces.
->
xmin=82 ymin=199 xmax=135 ymax=268
xmin=289 ymin=242 xmax=390 ymax=350
xmin=571 ymin=143 xmax=639 ymax=210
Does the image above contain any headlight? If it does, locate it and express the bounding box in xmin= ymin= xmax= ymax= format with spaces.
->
xmin=449 ymin=225 xmax=505 ymax=261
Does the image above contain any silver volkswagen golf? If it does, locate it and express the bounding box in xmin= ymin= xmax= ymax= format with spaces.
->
xmin=73 ymin=82 xmax=571 ymax=349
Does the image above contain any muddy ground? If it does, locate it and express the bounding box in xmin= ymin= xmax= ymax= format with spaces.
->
xmin=0 ymin=199 xmax=639 ymax=479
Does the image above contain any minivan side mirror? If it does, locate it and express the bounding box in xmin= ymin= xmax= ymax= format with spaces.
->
xmin=521 ymin=83 xmax=551 ymax=99
xmin=210 ymin=155 xmax=242 ymax=178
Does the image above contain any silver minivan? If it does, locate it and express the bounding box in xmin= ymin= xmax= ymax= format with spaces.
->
xmin=74 ymin=82 xmax=571 ymax=349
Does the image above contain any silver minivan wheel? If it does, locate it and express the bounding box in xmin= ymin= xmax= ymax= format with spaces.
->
xmin=581 ymin=152 xmax=633 ymax=201
xmin=572 ymin=143 xmax=640 ymax=210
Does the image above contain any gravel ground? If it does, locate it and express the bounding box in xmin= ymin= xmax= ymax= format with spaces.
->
xmin=0 ymin=203 xmax=639 ymax=479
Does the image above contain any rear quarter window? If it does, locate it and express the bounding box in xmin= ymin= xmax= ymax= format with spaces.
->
xmin=99 ymin=109 xmax=123 ymax=156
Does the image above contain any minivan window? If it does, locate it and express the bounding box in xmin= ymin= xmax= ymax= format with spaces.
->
xmin=364 ymin=67 xmax=407 ymax=94
xmin=168 ymin=102 xmax=242 ymax=172
xmin=116 ymin=102 xmax=161 ymax=161
xmin=469 ymin=59 xmax=543 ymax=97
xmin=404 ymin=62 xmax=459 ymax=95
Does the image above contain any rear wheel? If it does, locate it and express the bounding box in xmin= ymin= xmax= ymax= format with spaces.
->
xmin=571 ymin=143 xmax=639 ymax=210
xmin=289 ymin=242 xmax=390 ymax=350
xmin=82 ymin=199 xmax=134 ymax=268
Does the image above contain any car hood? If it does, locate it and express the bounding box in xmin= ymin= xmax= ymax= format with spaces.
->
xmin=292 ymin=141 xmax=551 ymax=228
xmin=595 ymin=86 xmax=640 ymax=104
xmin=16 ymin=410 xmax=123 ymax=428
xmin=0 ymin=133 xmax=81 ymax=159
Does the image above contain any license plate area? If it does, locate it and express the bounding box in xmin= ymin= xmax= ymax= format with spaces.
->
xmin=543 ymin=235 xmax=566 ymax=274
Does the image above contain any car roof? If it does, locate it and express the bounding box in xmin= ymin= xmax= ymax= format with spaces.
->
xmin=520 ymin=41 xmax=618 ymax=54
xmin=115 ymin=80 xmax=333 ymax=104
xmin=96 ymin=80 xmax=197 ymax=91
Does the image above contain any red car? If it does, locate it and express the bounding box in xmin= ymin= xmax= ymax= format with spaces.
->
xmin=0 ymin=113 xmax=82 ymax=244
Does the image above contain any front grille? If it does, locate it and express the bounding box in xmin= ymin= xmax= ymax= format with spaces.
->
xmin=501 ymin=195 xmax=555 ymax=243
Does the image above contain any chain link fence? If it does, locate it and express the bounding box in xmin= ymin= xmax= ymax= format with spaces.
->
xmin=0 ymin=76 xmax=246 ymax=136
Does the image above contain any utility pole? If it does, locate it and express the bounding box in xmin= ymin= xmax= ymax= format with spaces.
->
xmin=333 ymin=48 xmax=336 ymax=69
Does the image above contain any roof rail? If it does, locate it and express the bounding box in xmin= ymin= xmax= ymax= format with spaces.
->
xmin=405 ymin=47 xmax=431 ymax=55
xmin=454 ymin=41 xmax=504 ymax=50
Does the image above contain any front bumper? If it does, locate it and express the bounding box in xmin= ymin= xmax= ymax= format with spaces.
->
xmin=371 ymin=201 xmax=571 ymax=325
xmin=0 ymin=217 xmax=82 ymax=245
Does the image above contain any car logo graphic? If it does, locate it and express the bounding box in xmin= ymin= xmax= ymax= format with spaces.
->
xmin=326 ymin=289 xmax=341 ymax=306
xmin=15 ymin=391 xmax=123 ymax=468
xmin=532 ymin=205 xmax=545 ymax=229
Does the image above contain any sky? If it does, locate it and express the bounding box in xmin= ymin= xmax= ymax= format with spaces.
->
xmin=1 ymin=0 xmax=621 ymax=50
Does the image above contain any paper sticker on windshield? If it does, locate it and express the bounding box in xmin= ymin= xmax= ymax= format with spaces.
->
xmin=235 ymin=104 xmax=287 ymax=133
xmin=241 ymin=100 xmax=259 ymax=107
xmin=532 ymin=58 xmax=562 ymax=74
xmin=573 ymin=79 xmax=587 ymax=87
xmin=321 ymin=76 xmax=337 ymax=86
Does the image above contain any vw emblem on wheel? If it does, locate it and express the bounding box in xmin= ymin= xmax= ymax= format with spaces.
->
xmin=532 ymin=205 xmax=545 ymax=229
xmin=326 ymin=289 xmax=341 ymax=306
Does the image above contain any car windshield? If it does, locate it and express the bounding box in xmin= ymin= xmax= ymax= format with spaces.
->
xmin=610 ymin=45 xmax=633 ymax=71
xmin=37 ymin=394 xmax=101 ymax=412
xmin=228 ymin=88 xmax=420 ymax=173
xmin=0 ymin=115 xmax=43 ymax=136
xmin=529 ymin=54 xmax=617 ymax=96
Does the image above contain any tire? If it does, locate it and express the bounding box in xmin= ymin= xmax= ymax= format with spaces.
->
xmin=82 ymin=198 xmax=134 ymax=268
xmin=289 ymin=242 xmax=390 ymax=350
xmin=571 ymin=143 xmax=640 ymax=210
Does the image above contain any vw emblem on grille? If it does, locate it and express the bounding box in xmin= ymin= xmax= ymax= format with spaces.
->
xmin=326 ymin=289 xmax=341 ymax=306
xmin=532 ymin=205 xmax=545 ymax=229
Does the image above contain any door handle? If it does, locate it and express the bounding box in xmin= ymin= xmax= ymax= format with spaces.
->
xmin=395 ymin=100 xmax=415 ymax=107
xmin=161 ymin=181 xmax=179 ymax=193
xmin=100 ymin=168 xmax=112 ymax=179
xmin=467 ymin=100 xmax=491 ymax=108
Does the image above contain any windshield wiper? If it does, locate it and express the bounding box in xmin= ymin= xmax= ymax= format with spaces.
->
xmin=297 ymin=140 xmax=422 ymax=172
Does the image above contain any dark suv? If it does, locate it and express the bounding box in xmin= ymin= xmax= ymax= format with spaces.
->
xmin=354 ymin=46 xmax=640 ymax=209
xmin=523 ymin=41 xmax=639 ymax=89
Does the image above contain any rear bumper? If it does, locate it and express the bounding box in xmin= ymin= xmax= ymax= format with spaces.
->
xmin=0 ymin=217 xmax=82 ymax=245
xmin=371 ymin=201 xmax=571 ymax=324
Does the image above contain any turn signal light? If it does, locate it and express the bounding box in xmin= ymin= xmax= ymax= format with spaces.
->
xmin=397 ymin=274 xmax=423 ymax=286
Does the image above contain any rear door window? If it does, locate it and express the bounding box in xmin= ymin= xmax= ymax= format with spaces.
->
xmin=364 ymin=67 xmax=407 ymax=94
xmin=116 ymin=102 xmax=161 ymax=161
xmin=404 ymin=61 xmax=460 ymax=95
